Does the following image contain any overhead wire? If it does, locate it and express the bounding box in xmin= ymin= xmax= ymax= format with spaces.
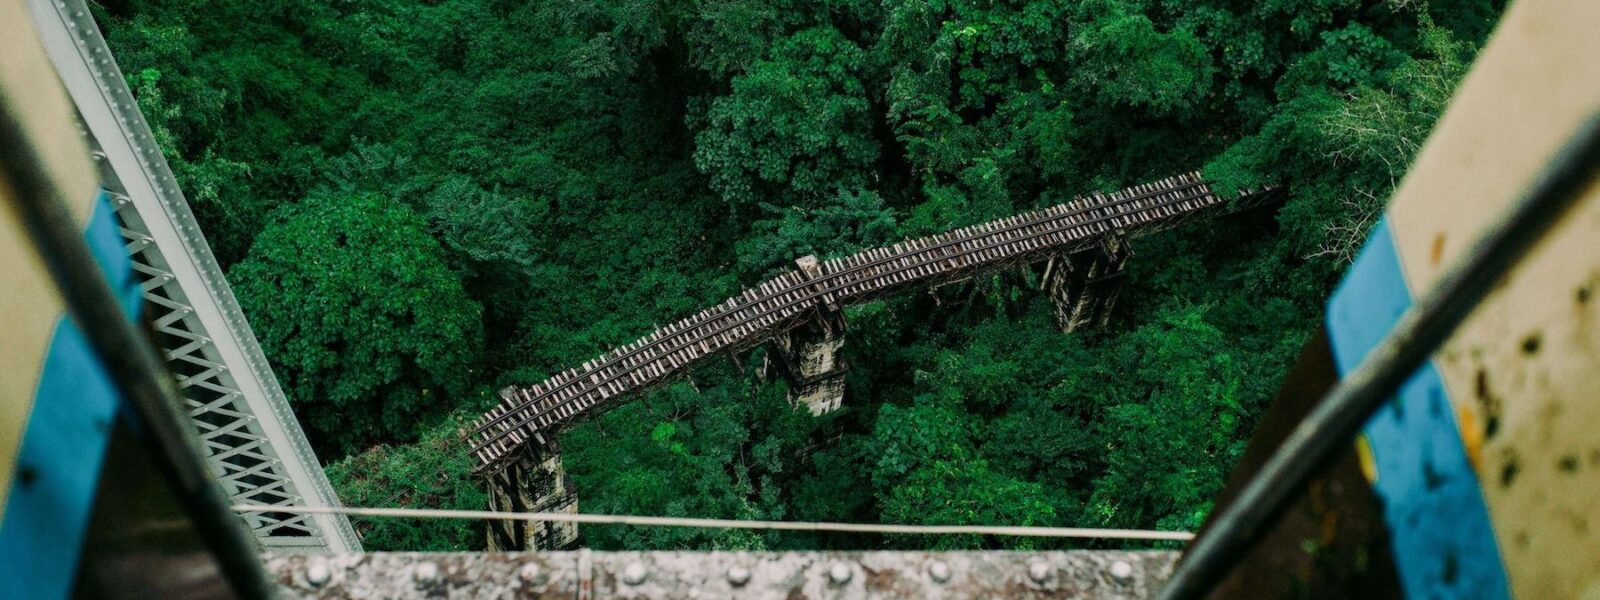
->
xmin=234 ymin=505 xmax=1195 ymax=542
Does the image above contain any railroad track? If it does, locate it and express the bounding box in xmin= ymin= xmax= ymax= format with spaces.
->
xmin=470 ymin=172 xmax=1252 ymax=470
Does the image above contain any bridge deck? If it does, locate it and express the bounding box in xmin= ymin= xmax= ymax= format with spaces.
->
xmin=471 ymin=172 xmax=1242 ymax=470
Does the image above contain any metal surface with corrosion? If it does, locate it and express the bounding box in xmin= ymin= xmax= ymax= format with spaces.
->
xmin=266 ymin=551 xmax=1177 ymax=599
xmin=1379 ymin=0 xmax=1600 ymax=593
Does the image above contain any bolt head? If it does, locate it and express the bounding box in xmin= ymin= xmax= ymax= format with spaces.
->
xmin=622 ymin=562 xmax=648 ymax=586
xmin=1028 ymin=561 xmax=1051 ymax=583
xmin=1109 ymin=560 xmax=1134 ymax=583
xmin=304 ymin=561 xmax=331 ymax=588
xmin=928 ymin=561 xmax=952 ymax=583
xmin=726 ymin=566 xmax=752 ymax=587
xmin=413 ymin=561 xmax=439 ymax=585
xmin=828 ymin=562 xmax=852 ymax=585
xmin=519 ymin=563 xmax=542 ymax=584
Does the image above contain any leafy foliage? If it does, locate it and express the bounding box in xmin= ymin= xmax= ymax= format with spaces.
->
xmin=232 ymin=192 xmax=483 ymax=454
xmin=695 ymin=27 xmax=879 ymax=211
xmin=326 ymin=412 xmax=488 ymax=550
xmin=104 ymin=0 xmax=1503 ymax=550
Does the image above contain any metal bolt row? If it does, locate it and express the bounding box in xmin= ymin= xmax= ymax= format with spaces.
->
xmin=412 ymin=562 xmax=439 ymax=585
xmin=621 ymin=562 xmax=648 ymax=586
xmin=304 ymin=557 xmax=1142 ymax=589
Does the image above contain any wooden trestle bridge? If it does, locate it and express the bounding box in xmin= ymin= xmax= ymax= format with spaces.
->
xmin=468 ymin=172 xmax=1273 ymax=550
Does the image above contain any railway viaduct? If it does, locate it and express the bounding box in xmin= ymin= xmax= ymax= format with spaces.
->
xmin=472 ymin=173 xmax=1276 ymax=550
xmin=25 ymin=0 xmax=1272 ymax=554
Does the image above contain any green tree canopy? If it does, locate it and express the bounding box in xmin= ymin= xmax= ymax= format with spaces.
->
xmin=232 ymin=192 xmax=484 ymax=454
xmin=103 ymin=0 xmax=1504 ymax=551
xmin=695 ymin=27 xmax=879 ymax=210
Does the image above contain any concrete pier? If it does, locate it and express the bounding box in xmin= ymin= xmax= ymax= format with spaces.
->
xmin=486 ymin=443 xmax=579 ymax=551
xmin=1043 ymin=236 xmax=1132 ymax=332
xmin=774 ymin=256 xmax=849 ymax=415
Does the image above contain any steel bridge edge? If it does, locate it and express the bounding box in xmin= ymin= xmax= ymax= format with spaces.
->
xmin=26 ymin=0 xmax=361 ymax=552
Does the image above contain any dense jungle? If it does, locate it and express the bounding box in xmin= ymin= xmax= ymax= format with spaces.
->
xmin=97 ymin=0 xmax=1505 ymax=550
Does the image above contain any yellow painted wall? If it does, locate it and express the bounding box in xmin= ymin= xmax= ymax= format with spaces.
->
xmin=1383 ymin=0 xmax=1600 ymax=596
xmin=0 ymin=0 xmax=100 ymax=519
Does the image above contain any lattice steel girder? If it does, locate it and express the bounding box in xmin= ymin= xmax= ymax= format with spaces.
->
xmin=26 ymin=0 xmax=360 ymax=551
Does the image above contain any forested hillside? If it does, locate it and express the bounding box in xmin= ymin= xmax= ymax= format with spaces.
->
xmin=97 ymin=0 xmax=1503 ymax=550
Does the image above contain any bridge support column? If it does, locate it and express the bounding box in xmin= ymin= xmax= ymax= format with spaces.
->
xmin=1042 ymin=236 xmax=1132 ymax=333
xmin=774 ymin=256 xmax=848 ymax=416
xmin=485 ymin=442 xmax=579 ymax=551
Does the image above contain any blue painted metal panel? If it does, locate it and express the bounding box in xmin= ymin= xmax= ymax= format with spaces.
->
xmin=0 ymin=194 xmax=142 ymax=599
xmin=1325 ymin=218 xmax=1511 ymax=599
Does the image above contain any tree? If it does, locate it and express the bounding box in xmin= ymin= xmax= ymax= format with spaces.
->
xmin=735 ymin=188 xmax=898 ymax=275
xmin=103 ymin=0 xmax=1503 ymax=551
xmin=1069 ymin=11 xmax=1214 ymax=118
xmin=232 ymin=192 xmax=484 ymax=454
xmin=695 ymin=27 xmax=879 ymax=210
xmin=1087 ymin=306 xmax=1250 ymax=532
xmin=325 ymin=412 xmax=488 ymax=550
xmin=881 ymin=453 xmax=1056 ymax=550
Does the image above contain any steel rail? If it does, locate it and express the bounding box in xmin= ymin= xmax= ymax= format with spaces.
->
xmin=239 ymin=504 xmax=1196 ymax=541
xmin=470 ymin=176 xmax=1210 ymax=440
xmin=26 ymin=0 xmax=359 ymax=550
xmin=473 ymin=180 xmax=1219 ymax=460
xmin=474 ymin=177 xmax=1224 ymax=462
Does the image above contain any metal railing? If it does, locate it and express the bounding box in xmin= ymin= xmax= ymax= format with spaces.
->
xmin=26 ymin=0 xmax=359 ymax=552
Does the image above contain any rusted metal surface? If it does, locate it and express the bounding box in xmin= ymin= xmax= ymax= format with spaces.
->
xmin=1377 ymin=1 xmax=1600 ymax=594
xmin=266 ymin=551 xmax=1177 ymax=599
xmin=471 ymin=173 xmax=1270 ymax=472
xmin=1175 ymin=2 xmax=1600 ymax=596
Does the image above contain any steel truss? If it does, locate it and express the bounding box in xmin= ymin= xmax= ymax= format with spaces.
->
xmin=27 ymin=0 xmax=360 ymax=552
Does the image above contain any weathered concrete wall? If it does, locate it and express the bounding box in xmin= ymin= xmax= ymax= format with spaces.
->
xmin=774 ymin=256 xmax=850 ymax=416
xmin=486 ymin=445 xmax=579 ymax=551
xmin=1043 ymin=236 xmax=1131 ymax=333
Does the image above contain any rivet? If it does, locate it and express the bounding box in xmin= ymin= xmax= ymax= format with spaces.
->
xmin=304 ymin=560 xmax=331 ymax=587
xmin=1028 ymin=561 xmax=1051 ymax=583
xmin=1109 ymin=560 xmax=1134 ymax=583
xmin=928 ymin=560 xmax=951 ymax=583
xmin=413 ymin=561 xmax=439 ymax=584
xmin=726 ymin=566 xmax=751 ymax=587
xmin=828 ymin=562 xmax=852 ymax=585
xmin=518 ymin=563 xmax=541 ymax=584
xmin=621 ymin=562 xmax=647 ymax=586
